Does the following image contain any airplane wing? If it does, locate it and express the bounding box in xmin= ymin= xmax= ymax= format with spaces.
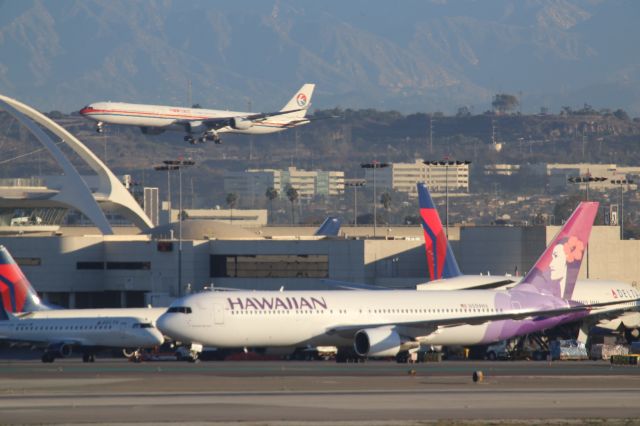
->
xmin=179 ymin=108 xmax=307 ymax=131
xmin=326 ymin=297 xmax=640 ymax=338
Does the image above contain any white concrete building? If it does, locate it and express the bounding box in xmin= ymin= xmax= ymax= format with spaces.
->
xmin=364 ymin=159 xmax=470 ymax=198
xmin=223 ymin=167 xmax=345 ymax=202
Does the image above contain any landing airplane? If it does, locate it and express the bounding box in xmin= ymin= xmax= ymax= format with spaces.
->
xmin=0 ymin=309 xmax=163 ymax=363
xmin=157 ymin=202 xmax=640 ymax=362
xmin=79 ymin=84 xmax=315 ymax=144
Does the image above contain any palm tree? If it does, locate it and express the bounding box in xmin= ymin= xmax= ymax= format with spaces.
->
xmin=265 ymin=187 xmax=278 ymax=223
xmin=285 ymin=185 xmax=299 ymax=225
xmin=380 ymin=192 xmax=392 ymax=224
xmin=226 ymin=192 xmax=238 ymax=224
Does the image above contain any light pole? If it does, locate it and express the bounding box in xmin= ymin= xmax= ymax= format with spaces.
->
xmin=567 ymin=174 xmax=607 ymax=278
xmin=361 ymin=162 xmax=389 ymax=237
xmin=154 ymin=159 xmax=195 ymax=297
xmin=611 ymin=178 xmax=634 ymax=240
xmin=424 ymin=159 xmax=471 ymax=238
xmin=344 ymin=179 xmax=366 ymax=226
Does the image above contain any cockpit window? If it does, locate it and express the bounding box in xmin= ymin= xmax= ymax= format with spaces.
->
xmin=167 ymin=306 xmax=192 ymax=314
xmin=133 ymin=323 xmax=154 ymax=328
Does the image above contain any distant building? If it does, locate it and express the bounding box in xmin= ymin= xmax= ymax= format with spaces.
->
xmin=224 ymin=167 xmax=345 ymax=202
xmin=364 ymin=159 xmax=469 ymax=198
xmin=547 ymin=163 xmax=640 ymax=191
xmin=484 ymin=164 xmax=520 ymax=176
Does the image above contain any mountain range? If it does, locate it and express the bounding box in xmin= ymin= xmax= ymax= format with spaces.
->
xmin=0 ymin=0 xmax=639 ymax=115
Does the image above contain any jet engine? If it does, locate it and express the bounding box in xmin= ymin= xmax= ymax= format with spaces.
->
xmin=230 ymin=117 xmax=253 ymax=130
xmin=140 ymin=126 xmax=165 ymax=135
xmin=48 ymin=342 xmax=73 ymax=358
xmin=353 ymin=326 xmax=418 ymax=357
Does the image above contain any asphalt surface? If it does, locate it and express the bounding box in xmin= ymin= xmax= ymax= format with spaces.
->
xmin=1 ymin=358 xmax=640 ymax=425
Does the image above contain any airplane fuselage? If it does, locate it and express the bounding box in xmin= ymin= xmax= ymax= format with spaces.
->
xmin=80 ymin=102 xmax=304 ymax=135
xmin=0 ymin=316 xmax=164 ymax=349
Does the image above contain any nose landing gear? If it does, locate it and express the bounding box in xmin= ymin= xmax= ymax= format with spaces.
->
xmin=96 ymin=122 xmax=104 ymax=133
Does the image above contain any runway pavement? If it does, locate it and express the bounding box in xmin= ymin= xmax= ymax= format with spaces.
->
xmin=1 ymin=359 xmax=640 ymax=424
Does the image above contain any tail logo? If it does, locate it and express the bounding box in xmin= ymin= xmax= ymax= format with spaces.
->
xmin=549 ymin=236 xmax=585 ymax=299
xmin=296 ymin=93 xmax=308 ymax=107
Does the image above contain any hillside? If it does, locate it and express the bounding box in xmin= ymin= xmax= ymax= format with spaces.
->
xmin=1 ymin=0 xmax=639 ymax=115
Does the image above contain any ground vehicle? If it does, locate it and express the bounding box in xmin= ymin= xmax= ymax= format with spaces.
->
xmin=485 ymin=341 xmax=511 ymax=360
xmin=549 ymin=339 xmax=588 ymax=360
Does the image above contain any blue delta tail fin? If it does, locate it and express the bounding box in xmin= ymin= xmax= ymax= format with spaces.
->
xmin=314 ymin=217 xmax=341 ymax=237
xmin=516 ymin=202 xmax=598 ymax=300
xmin=417 ymin=183 xmax=462 ymax=281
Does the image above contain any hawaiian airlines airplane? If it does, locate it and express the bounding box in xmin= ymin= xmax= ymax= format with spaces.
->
xmin=157 ymin=202 xmax=640 ymax=361
xmin=79 ymin=84 xmax=315 ymax=144
xmin=0 ymin=310 xmax=163 ymax=363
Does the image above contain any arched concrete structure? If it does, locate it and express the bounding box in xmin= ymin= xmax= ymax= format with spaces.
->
xmin=0 ymin=94 xmax=153 ymax=233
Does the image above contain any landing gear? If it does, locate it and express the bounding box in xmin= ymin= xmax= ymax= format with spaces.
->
xmin=395 ymin=351 xmax=410 ymax=364
xmin=188 ymin=343 xmax=203 ymax=363
xmin=82 ymin=353 xmax=96 ymax=363
xmin=183 ymin=131 xmax=221 ymax=145
xmin=41 ymin=352 xmax=55 ymax=363
xmin=96 ymin=122 xmax=104 ymax=133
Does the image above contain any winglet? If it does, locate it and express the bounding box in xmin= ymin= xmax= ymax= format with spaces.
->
xmin=418 ymin=183 xmax=462 ymax=280
xmin=516 ymin=202 xmax=598 ymax=299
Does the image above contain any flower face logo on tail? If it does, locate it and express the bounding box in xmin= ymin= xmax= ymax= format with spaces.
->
xmin=563 ymin=236 xmax=584 ymax=263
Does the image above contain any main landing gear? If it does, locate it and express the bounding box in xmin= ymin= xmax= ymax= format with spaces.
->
xmin=82 ymin=353 xmax=96 ymax=363
xmin=184 ymin=131 xmax=221 ymax=145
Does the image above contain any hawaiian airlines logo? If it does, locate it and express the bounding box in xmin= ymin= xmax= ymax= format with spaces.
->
xmin=296 ymin=93 xmax=308 ymax=107
xmin=227 ymin=296 xmax=327 ymax=311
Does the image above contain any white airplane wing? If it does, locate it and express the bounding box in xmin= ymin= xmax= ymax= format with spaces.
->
xmin=326 ymin=297 xmax=640 ymax=338
xmin=177 ymin=108 xmax=307 ymax=131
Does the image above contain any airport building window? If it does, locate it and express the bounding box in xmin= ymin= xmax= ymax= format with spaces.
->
xmin=106 ymin=261 xmax=151 ymax=270
xmin=77 ymin=261 xmax=105 ymax=270
xmin=210 ymin=254 xmax=329 ymax=278
xmin=15 ymin=257 xmax=41 ymax=266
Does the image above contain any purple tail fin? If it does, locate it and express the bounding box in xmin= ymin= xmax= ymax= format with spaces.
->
xmin=417 ymin=183 xmax=462 ymax=280
xmin=0 ymin=246 xmax=49 ymax=313
xmin=516 ymin=202 xmax=598 ymax=299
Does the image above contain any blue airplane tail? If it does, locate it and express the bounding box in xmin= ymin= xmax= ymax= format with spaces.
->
xmin=417 ymin=183 xmax=462 ymax=281
xmin=314 ymin=217 xmax=342 ymax=237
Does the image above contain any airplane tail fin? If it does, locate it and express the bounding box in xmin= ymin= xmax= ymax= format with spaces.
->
xmin=314 ymin=217 xmax=342 ymax=237
xmin=418 ymin=183 xmax=462 ymax=281
xmin=515 ymin=202 xmax=598 ymax=300
xmin=278 ymin=84 xmax=315 ymax=118
xmin=0 ymin=246 xmax=48 ymax=313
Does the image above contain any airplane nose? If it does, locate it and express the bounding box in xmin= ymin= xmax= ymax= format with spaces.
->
xmin=157 ymin=313 xmax=180 ymax=339
xmin=149 ymin=329 xmax=165 ymax=346
xmin=79 ymin=106 xmax=93 ymax=115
